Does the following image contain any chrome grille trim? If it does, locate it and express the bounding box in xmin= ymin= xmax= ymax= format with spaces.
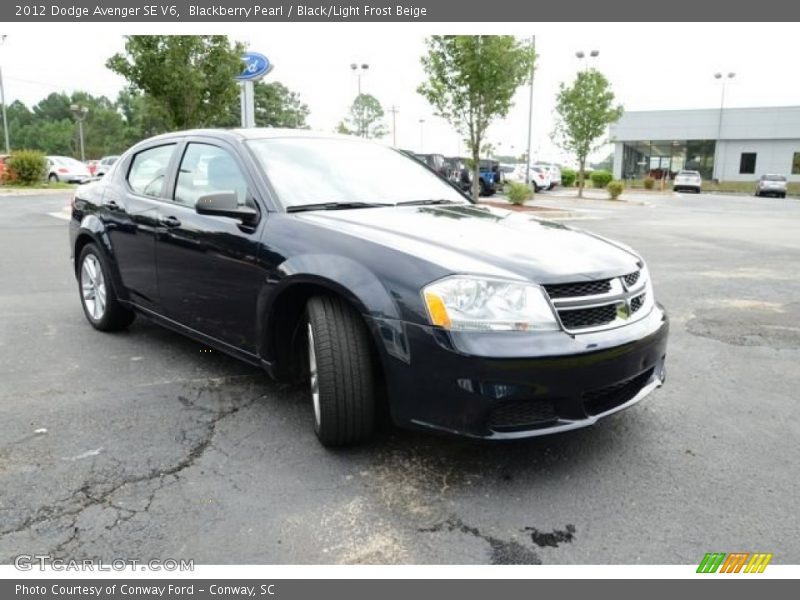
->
xmin=544 ymin=268 xmax=651 ymax=333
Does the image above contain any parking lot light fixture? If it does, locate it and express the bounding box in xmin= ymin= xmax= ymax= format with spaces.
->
xmin=713 ymin=72 xmax=736 ymax=181
xmin=0 ymin=35 xmax=9 ymax=154
xmin=70 ymin=104 xmax=89 ymax=163
xmin=350 ymin=62 xmax=369 ymax=96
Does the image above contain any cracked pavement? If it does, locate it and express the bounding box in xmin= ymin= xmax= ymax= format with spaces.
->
xmin=0 ymin=192 xmax=798 ymax=564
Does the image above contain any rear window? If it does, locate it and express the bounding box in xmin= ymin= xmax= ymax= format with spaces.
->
xmin=679 ymin=171 xmax=700 ymax=176
xmin=763 ymin=174 xmax=786 ymax=181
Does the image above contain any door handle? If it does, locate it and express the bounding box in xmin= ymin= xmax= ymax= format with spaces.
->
xmin=105 ymin=200 xmax=120 ymax=210
xmin=159 ymin=215 xmax=181 ymax=228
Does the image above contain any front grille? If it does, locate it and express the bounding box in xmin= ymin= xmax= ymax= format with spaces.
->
xmin=488 ymin=399 xmax=558 ymax=431
xmin=630 ymin=293 xmax=645 ymax=313
xmin=558 ymin=304 xmax=617 ymax=330
xmin=583 ymin=368 xmax=654 ymax=416
xmin=623 ymin=271 xmax=640 ymax=287
xmin=543 ymin=279 xmax=611 ymax=299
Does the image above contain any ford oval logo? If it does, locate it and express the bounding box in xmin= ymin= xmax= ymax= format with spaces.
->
xmin=236 ymin=52 xmax=272 ymax=81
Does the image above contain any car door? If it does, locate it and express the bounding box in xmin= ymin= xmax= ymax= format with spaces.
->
xmin=104 ymin=142 xmax=178 ymax=312
xmin=155 ymin=139 xmax=266 ymax=353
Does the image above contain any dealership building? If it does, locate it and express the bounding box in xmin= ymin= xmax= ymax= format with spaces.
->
xmin=610 ymin=106 xmax=800 ymax=182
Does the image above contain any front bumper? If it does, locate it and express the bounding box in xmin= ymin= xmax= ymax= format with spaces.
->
xmin=370 ymin=304 xmax=669 ymax=439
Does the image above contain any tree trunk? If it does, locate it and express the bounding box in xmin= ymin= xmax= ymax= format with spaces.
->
xmin=578 ymin=158 xmax=586 ymax=198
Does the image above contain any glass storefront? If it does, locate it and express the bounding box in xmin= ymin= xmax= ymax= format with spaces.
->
xmin=621 ymin=140 xmax=716 ymax=180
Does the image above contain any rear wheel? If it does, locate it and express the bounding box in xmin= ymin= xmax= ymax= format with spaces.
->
xmin=305 ymin=296 xmax=376 ymax=446
xmin=479 ymin=179 xmax=487 ymax=196
xmin=48 ymin=173 xmax=58 ymax=183
xmin=78 ymin=243 xmax=135 ymax=331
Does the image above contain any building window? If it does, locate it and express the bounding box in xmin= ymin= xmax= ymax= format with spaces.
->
xmin=792 ymin=152 xmax=800 ymax=175
xmin=739 ymin=153 xmax=757 ymax=175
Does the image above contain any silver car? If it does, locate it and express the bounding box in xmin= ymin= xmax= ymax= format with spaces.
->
xmin=95 ymin=155 xmax=120 ymax=177
xmin=673 ymin=170 xmax=702 ymax=193
xmin=47 ymin=156 xmax=91 ymax=184
xmin=755 ymin=174 xmax=787 ymax=198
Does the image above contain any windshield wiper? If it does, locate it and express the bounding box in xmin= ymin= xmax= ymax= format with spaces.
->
xmin=395 ymin=199 xmax=461 ymax=206
xmin=286 ymin=201 xmax=392 ymax=213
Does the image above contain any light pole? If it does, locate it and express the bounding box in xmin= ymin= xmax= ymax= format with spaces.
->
xmin=713 ymin=72 xmax=735 ymax=182
xmin=389 ymin=105 xmax=399 ymax=147
xmin=350 ymin=62 xmax=369 ymax=96
xmin=418 ymin=118 xmax=425 ymax=152
xmin=524 ymin=35 xmax=535 ymax=185
xmin=0 ymin=35 xmax=10 ymax=154
xmin=70 ymin=104 xmax=88 ymax=162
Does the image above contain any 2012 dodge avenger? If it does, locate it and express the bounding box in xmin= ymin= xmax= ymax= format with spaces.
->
xmin=69 ymin=129 xmax=668 ymax=446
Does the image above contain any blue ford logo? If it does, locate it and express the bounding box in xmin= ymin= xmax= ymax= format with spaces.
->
xmin=236 ymin=52 xmax=272 ymax=81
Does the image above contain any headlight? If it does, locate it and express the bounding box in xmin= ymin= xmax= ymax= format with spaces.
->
xmin=422 ymin=276 xmax=559 ymax=331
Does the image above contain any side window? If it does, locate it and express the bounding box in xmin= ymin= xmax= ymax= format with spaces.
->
xmin=174 ymin=143 xmax=252 ymax=208
xmin=127 ymin=145 xmax=175 ymax=197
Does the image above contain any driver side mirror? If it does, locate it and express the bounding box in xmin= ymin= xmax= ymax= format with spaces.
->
xmin=196 ymin=192 xmax=258 ymax=225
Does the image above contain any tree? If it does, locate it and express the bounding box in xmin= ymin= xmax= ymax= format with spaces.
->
xmin=106 ymin=35 xmax=244 ymax=130
xmin=417 ymin=35 xmax=534 ymax=201
xmin=553 ymin=69 xmax=623 ymax=197
xmin=221 ymin=81 xmax=310 ymax=128
xmin=337 ymin=94 xmax=387 ymax=139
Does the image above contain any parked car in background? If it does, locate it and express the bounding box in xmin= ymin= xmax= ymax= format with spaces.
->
xmin=69 ymin=128 xmax=667 ymax=446
xmin=534 ymin=163 xmax=562 ymax=189
xmin=0 ymin=154 xmax=9 ymax=183
xmin=530 ymin=166 xmax=551 ymax=192
xmin=85 ymin=160 xmax=99 ymax=177
xmin=478 ymin=159 xmax=501 ymax=196
xmin=445 ymin=156 xmax=471 ymax=191
xmin=755 ymin=174 xmax=788 ymax=198
xmin=414 ymin=153 xmax=452 ymax=181
xmin=672 ymin=170 xmax=702 ymax=193
xmin=95 ymin=155 xmax=120 ymax=177
xmin=47 ymin=156 xmax=91 ymax=183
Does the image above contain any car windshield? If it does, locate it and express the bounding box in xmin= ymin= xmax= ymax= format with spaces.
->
xmin=247 ymin=137 xmax=467 ymax=209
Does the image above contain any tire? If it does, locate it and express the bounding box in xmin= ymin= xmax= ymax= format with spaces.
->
xmin=77 ymin=243 xmax=135 ymax=331
xmin=479 ymin=179 xmax=487 ymax=196
xmin=48 ymin=173 xmax=58 ymax=183
xmin=305 ymin=296 xmax=376 ymax=446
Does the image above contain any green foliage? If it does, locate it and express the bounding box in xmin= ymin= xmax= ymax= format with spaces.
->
xmin=5 ymin=150 xmax=48 ymax=185
xmin=561 ymin=168 xmax=576 ymax=187
xmin=337 ymin=94 xmax=387 ymax=139
xmin=220 ymin=81 xmax=310 ymax=129
xmin=553 ymin=69 xmax=623 ymax=196
xmin=607 ymin=180 xmax=624 ymax=200
xmin=507 ymin=181 xmax=533 ymax=205
xmin=418 ymin=35 xmax=535 ymax=201
xmin=643 ymin=176 xmax=655 ymax=190
xmin=590 ymin=170 xmax=613 ymax=188
xmin=107 ymin=35 xmax=245 ymax=129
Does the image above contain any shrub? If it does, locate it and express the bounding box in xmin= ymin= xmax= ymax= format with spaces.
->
xmin=561 ymin=168 xmax=576 ymax=187
xmin=643 ymin=176 xmax=655 ymax=190
xmin=590 ymin=170 xmax=613 ymax=188
xmin=4 ymin=150 xmax=48 ymax=185
xmin=506 ymin=181 xmax=533 ymax=205
xmin=607 ymin=180 xmax=624 ymax=200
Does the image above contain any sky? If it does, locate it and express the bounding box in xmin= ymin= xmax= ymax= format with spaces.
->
xmin=2 ymin=22 xmax=799 ymax=165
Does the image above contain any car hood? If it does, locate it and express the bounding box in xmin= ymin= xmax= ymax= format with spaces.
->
xmin=294 ymin=203 xmax=641 ymax=282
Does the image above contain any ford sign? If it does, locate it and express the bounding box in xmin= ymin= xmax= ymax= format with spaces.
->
xmin=236 ymin=52 xmax=272 ymax=81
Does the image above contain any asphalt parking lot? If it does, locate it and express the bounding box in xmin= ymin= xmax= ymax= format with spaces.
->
xmin=1 ymin=190 xmax=798 ymax=565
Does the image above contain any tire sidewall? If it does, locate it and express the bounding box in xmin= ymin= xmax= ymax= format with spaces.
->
xmin=78 ymin=244 xmax=112 ymax=329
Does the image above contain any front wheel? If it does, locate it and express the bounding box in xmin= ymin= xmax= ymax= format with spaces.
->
xmin=78 ymin=243 xmax=135 ymax=331
xmin=305 ymin=296 xmax=376 ymax=446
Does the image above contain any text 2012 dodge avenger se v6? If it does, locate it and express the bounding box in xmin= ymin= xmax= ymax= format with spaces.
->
xmin=70 ymin=129 xmax=668 ymax=446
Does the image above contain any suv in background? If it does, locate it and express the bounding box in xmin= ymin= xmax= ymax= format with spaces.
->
xmin=414 ymin=153 xmax=451 ymax=180
xmin=445 ymin=157 xmax=471 ymax=192
xmin=755 ymin=174 xmax=788 ymax=198
xmin=478 ymin=159 xmax=501 ymax=196
xmin=673 ymin=170 xmax=702 ymax=194
xmin=530 ymin=166 xmax=551 ymax=192
xmin=534 ymin=163 xmax=562 ymax=189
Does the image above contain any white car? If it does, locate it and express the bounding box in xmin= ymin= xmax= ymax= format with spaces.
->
xmin=534 ymin=163 xmax=562 ymax=188
xmin=47 ymin=156 xmax=91 ymax=184
xmin=530 ymin=166 xmax=551 ymax=192
xmin=755 ymin=174 xmax=788 ymax=198
xmin=95 ymin=155 xmax=120 ymax=177
xmin=673 ymin=170 xmax=702 ymax=193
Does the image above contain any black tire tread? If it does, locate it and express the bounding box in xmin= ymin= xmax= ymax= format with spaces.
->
xmin=306 ymin=296 xmax=375 ymax=446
